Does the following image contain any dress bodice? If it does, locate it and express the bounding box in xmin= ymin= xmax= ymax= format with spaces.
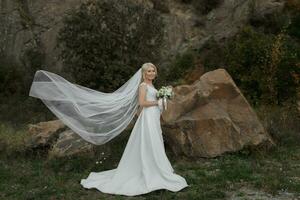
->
xmin=140 ymin=83 xmax=158 ymax=101
xmin=139 ymin=82 xmax=160 ymax=116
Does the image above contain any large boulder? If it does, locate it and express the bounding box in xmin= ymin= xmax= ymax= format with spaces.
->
xmin=161 ymin=68 xmax=274 ymax=158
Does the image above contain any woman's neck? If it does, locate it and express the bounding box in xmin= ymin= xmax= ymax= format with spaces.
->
xmin=143 ymin=79 xmax=153 ymax=85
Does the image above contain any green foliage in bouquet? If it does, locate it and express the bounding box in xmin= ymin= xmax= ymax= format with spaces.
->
xmin=156 ymin=86 xmax=174 ymax=99
xmin=57 ymin=0 xmax=164 ymax=92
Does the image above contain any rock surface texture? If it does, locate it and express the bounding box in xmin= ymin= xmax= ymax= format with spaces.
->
xmin=0 ymin=0 xmax=284 ymax=69
xmin=48 ymin=129 xmax=94 ymax=158
xmin=161 ymin=68 xmax=274 ymax=158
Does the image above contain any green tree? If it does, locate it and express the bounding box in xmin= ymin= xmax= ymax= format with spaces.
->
xmin=225 ymin=27 xmax=300 ymax=106
xmin=57 ymin=0 xmax=165 ymax=92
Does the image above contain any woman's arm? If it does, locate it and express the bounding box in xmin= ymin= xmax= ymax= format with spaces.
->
xmin=139 ymin=84 xmax=158 ymax=107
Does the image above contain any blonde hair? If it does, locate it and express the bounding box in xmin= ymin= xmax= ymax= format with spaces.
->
xmin=141 ymin=62 xmax=157 ymax=81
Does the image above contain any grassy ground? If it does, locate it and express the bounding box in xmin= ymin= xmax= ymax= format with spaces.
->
xmin=0 ymin=113 xmax=300 ymax=199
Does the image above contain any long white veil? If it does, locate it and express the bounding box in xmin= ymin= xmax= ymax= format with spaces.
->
xmin=29 ymin=67 xmax=142 ymax=145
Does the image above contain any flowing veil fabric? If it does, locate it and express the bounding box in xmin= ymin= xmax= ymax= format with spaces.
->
xmin=29 ymin=68 xmax=142 ymax=145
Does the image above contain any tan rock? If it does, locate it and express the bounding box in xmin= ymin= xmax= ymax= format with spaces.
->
xmin=1 ymin=0 xmax=284 ymax=71
xmin=26 ymin=119 xmax=66 ymax=148
xmin=26 ymin=119 xmax=111 ymax=158
xmin=48 ymin=130 xmax=94 ymax=158
xmin=161 ymin=68 xmax=274 ymax=158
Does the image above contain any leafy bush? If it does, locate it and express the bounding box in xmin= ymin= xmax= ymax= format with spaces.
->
xmin=176 ymin=0 xmax=223 ymax=15
xmin=225 ymin=27 xmax=300 ymax=106
xmin=249 ymin=11 xmax=290 ymax=34
xmin=256 ymin=103 xmax=300 ymax=145
xmin=285 ymin=0 xmax=300 ymax=12
xmin=0 ymin=43 xmax=51 ymax=125
xmin=161 ymin=50 xmax=196 ymax=86
xmin=198 ymin=4 xmax=300 ymax=107
xmin=56 ymin=0 xmax=165 ymax=92
xmin=193 ymin=0 xmax=223 ymax=14
xmin=200 ymin=37 xmax=226 ymax=71
xmin=288 ymin=13 xmax=300 ymax=39
xmin=0 ymin=55 xmax=24 ymax=96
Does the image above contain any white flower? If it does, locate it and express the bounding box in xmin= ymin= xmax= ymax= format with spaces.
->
xmin=96 ymin=161 xmax=99 ymax=164
xmin=157 ymin=85 xmax=174 ymax=99
xmin=101 ymin=152 xmax=105 ymax=155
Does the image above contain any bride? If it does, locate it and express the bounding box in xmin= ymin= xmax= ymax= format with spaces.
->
xmin=29 ymin=62 xmax=189 ymax=196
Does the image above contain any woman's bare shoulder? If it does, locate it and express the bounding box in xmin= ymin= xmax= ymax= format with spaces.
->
xmin=139 ymin=82 xmax=147 ymax=86
xmin=139 ymin=82 xmax=148 ymax=92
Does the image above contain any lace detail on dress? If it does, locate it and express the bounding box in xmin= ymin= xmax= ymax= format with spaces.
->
xmin=139 ymin=82 xmax=148 ymax=91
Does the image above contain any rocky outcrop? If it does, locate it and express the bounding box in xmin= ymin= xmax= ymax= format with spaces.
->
xmin=131 ymin=0 xmax=285 ymax=63
xmin=48 ymin=129 xmax=94 ymax=158
xmin=25 ymin=119 xmax=66 ymax=149
xmin=26 ymin=119 xmax=95 ymax=158
xmin=161 ymin=68 xmax=274 ymax=158
xmin=0 ymin=0 xmax=84 ymax=70
xmin=25 ymin=69 xmax=274 ymax=158
xmin=0 ymin=0 xmax=285 ymax=70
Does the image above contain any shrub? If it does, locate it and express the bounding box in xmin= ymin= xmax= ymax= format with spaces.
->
xmin=225 ymin=27 xmax=300 ymax=106
xmin=285 ymin=0 xmax=300 ymax=12
xmin=0 ymin=40 xmax=45 ymax=97
xmin=256 ymin=103 xmax=300 ymax=145
xmin=0 ymin=55 xmax=24 ymax=96
xmin=199 ymin=37 xmax=226 ymax=71
xmin=249 ymin=11 xmax=290 ymax=34
xmin=176 ymin=0 xmax=223 ymax=15
xmin=0 ymin=43 xmax=50 ymax=125
xmin=56 ymin=0 xmax=165 ymax=92
xmin=163 ymin=50 xmax=196 ymax=86
xmin=195 ymin=0 xmax=223 ymax=14
xmin=287 ymin=13 xmax=300 ymax=39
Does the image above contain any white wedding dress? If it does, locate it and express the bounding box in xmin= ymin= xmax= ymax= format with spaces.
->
xmin=80 ymin=83 xmax=189 ymax=196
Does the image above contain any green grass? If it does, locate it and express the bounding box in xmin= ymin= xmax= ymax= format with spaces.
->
xmin=0 ymin=122 xmax=300 ymax=199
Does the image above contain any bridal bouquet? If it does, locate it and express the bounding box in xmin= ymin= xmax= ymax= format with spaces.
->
xmin=156 ymin=86 xmax=174 ymax=111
